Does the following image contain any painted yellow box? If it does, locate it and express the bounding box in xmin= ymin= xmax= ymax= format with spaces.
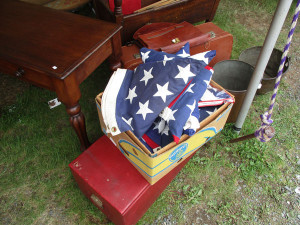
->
xmin=96 ymin=81 xmax=233 ymax=185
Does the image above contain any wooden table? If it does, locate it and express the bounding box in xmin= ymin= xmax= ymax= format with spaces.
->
xmin=0 ymin=0 xmax=122 ymax=151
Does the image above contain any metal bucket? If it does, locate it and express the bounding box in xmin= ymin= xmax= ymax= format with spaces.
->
xmin=239 ymin=46 xmax=290 ymax=94
xmin=212 ymin=60 xmax=254 ymax=123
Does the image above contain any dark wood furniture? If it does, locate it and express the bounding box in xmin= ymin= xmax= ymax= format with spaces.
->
xmin=93 ymin=0 xmax=221 ymax=43
xmin=0 ymin=0 xmax=122 ymax=151
xmin=20 ymin=0 xmax=90 ymax=11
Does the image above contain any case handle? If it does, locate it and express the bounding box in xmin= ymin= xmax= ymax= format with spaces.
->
xmin=160 ymin=32 xmax=214 ymax=53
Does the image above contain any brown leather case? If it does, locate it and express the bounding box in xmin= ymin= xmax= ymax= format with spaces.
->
xmin=121 ymin=44 xmax=143 ymax=70
xmin=121 ymin=22 xmax=233 ymax=69
xmin=137 ymin=21 xmax=211 ymax=51
xmin=190 ymin=22 xmax=233 ymax=67
xmin=132 ymin=22 xmax=176 ymax=40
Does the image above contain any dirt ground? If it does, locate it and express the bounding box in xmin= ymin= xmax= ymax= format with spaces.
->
xmin=0 ymin=73 xmax=29 ymax=111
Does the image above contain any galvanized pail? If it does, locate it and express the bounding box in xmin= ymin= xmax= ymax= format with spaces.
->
xmin=239 ymin=46 xmax=290 ymax=94
xmin=212 ymin=60 xmax=254 ymax=123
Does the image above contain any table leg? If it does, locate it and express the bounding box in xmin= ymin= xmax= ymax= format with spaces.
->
xmin=66 ymin=103 xmax=90 ymax=151
xmin=53 ymin=76 xmax=90 ymax=151
xmin=109 ymin=31 xmax=122 ymax=71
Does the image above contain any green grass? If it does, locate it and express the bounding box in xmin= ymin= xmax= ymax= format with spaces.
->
xmin=1 ymin=0 xmax=299 ymax=224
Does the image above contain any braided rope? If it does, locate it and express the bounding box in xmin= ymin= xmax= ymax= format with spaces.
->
xmin=255 ymin=0 xmax=300 ymax=142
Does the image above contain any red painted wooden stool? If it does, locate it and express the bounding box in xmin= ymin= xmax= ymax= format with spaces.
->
xmin=69 ymin=135 xmax=194 ymax=225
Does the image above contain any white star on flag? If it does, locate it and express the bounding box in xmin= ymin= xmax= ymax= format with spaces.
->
xmin=186 ymin=83 xmax=195 ymax=93
xmin=159 ymin=107 xmax=178 ymax=123
xmin=125 ymin=86 xmax=137 ymax=104
xmin=204 ymin=79 xmax=210 ymax=86
xmin=201 ymin=89 xmax=217 ymax=101
xmin=153 ymin=82 xmax=173 ymax=102
xmin=177 ymin=49 xmax=190 ymax=58
xmin=153 ymin=119 xmax=166 ymax=133
xmin=161 ymin=125 xmax=170 ymax=136
xmin=162 ymin=55 xmax=174 ymax=66
xmin=122 ymin=117 xmax=134 ymax=130
xmin=153 ymin=121 xmax=159 ymax=131
xmin=183 ymin=115 xmax=200 ymax=131
xmin=187 ymin=100 xmax=196 ymax=112
xmin=189 ymin=51 xmax=210 ymax=64
xmin=141 ymin=50 xmax=150 ymax=62
xmin=136 ymin=100 xmax=153 ymax=120
xmin=175 ymin=64 xmax=196 ymax=84
xmin=165 ymin=109 xmax=177 ymax=123
xmin=140 ymin=67 xmax=154 ymax=86
xmin=207 ymin=108 xmax=217 ymax=116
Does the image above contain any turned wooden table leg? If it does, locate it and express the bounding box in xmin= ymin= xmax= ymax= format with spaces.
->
xmin=66 ymin=103 xmax=90 ymax=151
xmin=53 ymin=76 xmax=90 ymax=151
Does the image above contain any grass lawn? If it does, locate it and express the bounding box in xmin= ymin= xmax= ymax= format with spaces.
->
xmin=0 ymin=0 xmax=299 ymax=224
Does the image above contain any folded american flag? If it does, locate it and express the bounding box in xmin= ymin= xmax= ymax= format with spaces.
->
xmin=101 ymin=43 xmax=216 ymax=151
xmin=157 ymin=65 xmax=214 ymax=143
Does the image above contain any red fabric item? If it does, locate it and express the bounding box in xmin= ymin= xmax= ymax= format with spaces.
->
xmin=205 ymin=65 xmax=213 ymax=71
xmin=109 ymin=0 xmax=141 ymax=15
xmin=172 ymin=134 xmax=180 ymax=144
xmin=168 ymin=80 xmax=193 ymax=108
xmin=142 ymin=134 xmax=160 ymax=149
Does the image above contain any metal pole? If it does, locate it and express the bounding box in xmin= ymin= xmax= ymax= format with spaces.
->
xmin=234 ymin=0 xmax=293 ymax=133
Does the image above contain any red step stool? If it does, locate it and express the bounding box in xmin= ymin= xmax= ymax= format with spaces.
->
xmin=69 ymin=135 xmax=195 ymax=225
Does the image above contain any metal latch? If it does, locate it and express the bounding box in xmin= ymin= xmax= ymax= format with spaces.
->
xmin=91 ymin=194 xmax=103 ymax=209
xmin=210 ymin=31 xmax=216 ymax=38
xmin=172 ymin=38 xmax=181 ymax=44
xmin=133 ymin=53 xmax=141 ymax=59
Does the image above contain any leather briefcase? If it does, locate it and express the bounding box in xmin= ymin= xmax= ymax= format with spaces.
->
xmin=120 ymin=22 xmax=233 ymax=69
xmin=120 ymin=44 xmax=142 ymax=70
xmin=189 ymin=22 xmax=233 ymax=67
xmin=136 ymin=21 xmax=212 ymax=52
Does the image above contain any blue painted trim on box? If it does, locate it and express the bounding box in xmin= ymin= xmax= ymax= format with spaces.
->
xmin=151 ymin=153 xmax=158 ymax=158
xmin=96 ymin=103 xmax=101 ymax=111
xmin=169 ymin=143 xmax=189 ymax=162
xmin=217 ymin=105 xmax=233 ymax=122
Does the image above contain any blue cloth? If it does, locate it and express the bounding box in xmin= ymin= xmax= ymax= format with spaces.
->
xmin=140 ymin=42 xmax=191 ymax=64
xmin=101 ymin=57 xmax=210 ymax=138
xmin=101 ymin=43 xmax=218 ymax=152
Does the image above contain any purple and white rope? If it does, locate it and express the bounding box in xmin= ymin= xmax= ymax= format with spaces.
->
xmin=255 ymin=0 xmax=300 ymax=142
